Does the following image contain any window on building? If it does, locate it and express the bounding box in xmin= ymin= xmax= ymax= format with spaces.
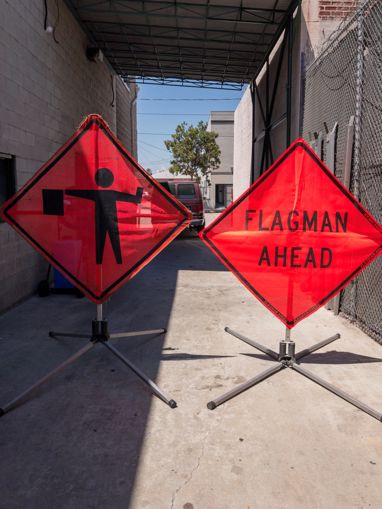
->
xmin=215 ymin=184 xmax=233 ymax=208
xmin=0 ymin=154 xmax=16 ymax=219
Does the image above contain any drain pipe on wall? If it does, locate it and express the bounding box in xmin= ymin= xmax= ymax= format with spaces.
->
xmin=130 ymin=84 xmax=138 ymax=158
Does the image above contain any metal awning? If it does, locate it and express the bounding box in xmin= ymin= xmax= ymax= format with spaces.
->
xmin=65 ymin=0 xmax=297 ymax=89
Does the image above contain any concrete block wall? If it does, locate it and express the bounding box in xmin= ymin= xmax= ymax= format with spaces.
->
xmin=0 ymin=0 xmax=137 ymax=312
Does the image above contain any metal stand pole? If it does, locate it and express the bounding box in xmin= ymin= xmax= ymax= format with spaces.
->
xmin=49 ymin=303 xmax=166 ymax=341
xmin=207 ymin=363 xmax=285 ymax=410
xmin=0 ymin=304 xmax=175 ymax=417
xmin=207 ymin=326 xmax=382 ymax=422
xmin=0 ymin=342 xmax=95 ymax=417
xmin=101 ymin=341 xmax=176 ymax=408
xmin=290 ymin=363 xmax=382 ymax=421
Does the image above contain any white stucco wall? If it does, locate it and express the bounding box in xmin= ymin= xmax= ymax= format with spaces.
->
xmin=205 ymin=111 xmax=234 ymax=208
xmin=233 ymin=86 xmax=252 ymax=200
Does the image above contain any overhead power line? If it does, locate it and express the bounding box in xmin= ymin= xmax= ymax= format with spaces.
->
xmin=139 ymin=132 xmax=234 ymax=137
xmin=139 ymin=140 xmax=168 ymax=152
xmin=139 ymin=97 xmax=242 ymax=101
xmin=144 ymin=158 xmax=171 ymax=165
xmin=138 ymin=112 xmax=210 ymax=116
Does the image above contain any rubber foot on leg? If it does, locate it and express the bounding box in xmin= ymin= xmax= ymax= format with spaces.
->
xmin=207 ymin=401 xmax=217 ymax=410
xmin=169 ymin=399 xmax=177 ymax=409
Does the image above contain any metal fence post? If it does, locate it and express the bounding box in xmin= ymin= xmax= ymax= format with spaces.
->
xmin=333 ymin=116 xmax=355 ymax=315
xmin=351 ymin=5 xmax=366 ymax=322
xmin=353 ymin=4 xmax=366 ymax=200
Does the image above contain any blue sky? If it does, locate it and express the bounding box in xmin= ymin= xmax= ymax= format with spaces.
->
xmin=136 ymin=84 xmax=246 ymax=174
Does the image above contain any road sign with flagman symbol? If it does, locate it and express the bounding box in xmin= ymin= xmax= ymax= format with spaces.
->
xmin=0 ymin=114 xmax=191 ymax=302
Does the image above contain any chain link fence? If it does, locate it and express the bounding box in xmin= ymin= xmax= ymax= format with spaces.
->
xmin=303 ymin=0 xmax=382 ymax=343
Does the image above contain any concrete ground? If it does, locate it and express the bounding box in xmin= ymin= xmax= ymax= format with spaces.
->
xmin=0 ymin=214 xmax=382 ymax=509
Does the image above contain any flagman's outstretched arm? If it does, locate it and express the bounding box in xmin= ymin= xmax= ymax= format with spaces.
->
xmin=111 ymin=187 xmax=143 ymax=203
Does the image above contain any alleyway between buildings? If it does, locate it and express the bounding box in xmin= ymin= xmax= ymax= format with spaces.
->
xmin=0 ymin=215 xmax=381 ymax=509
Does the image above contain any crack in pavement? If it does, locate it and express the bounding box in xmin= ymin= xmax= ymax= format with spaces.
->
xmin=170 ymin=332 xmax=228 ymax=509
xmin=170 ymin=435 xmax=206 ymax=509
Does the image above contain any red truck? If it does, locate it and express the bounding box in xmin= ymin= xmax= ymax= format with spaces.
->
xmin=157 ymin=178 xmax=205 ymax=232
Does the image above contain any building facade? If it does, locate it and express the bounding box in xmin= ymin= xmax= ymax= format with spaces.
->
xmin=0 ymin=0 xmax=138 ymax=312
xmin=232 ymin=0 xmax=359 ymax=199
xmin=203 ymin=111 xmax=234 ymax=210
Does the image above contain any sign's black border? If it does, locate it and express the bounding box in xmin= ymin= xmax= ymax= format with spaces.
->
xmin=201 ymin=141 xmax=382 ymax=327
xmin=2 ymin=117 xmax=190 ymax=302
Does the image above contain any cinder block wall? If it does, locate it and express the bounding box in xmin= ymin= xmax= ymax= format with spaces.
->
xmin=0 ymin=0 xmax=137 ymax=312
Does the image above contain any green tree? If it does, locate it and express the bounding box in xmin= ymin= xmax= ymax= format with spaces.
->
xmin=164 ymin=121 xmax=220 ymax=183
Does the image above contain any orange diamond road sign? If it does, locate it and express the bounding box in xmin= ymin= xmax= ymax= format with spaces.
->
xmin=0 ymin=114 xmax=191 ymax=303
xmin=201 ymin=138 xmax=382 ymax=328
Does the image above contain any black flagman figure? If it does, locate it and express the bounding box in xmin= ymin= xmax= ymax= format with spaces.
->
xmin=65 ymin=168 xmax=143 ymax=264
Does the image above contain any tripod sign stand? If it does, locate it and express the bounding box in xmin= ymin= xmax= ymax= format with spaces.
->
xmin=0 ymin=304 xmax=176 ymax=418
xmin=207 ymin=326 xmax=382 ymax=422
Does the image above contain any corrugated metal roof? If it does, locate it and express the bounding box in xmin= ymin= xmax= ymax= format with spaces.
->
xmin=65 ymin=0 xmax=297 ymax=89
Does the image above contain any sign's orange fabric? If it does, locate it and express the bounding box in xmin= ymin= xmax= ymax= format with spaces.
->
xmin=201 ymin=138 xmax=382 ymax=328
xmin=1 ymin=115 xmax=191 ymax=302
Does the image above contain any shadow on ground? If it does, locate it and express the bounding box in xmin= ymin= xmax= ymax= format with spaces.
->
xmin=241 ymin=351 xmax=382 ymax=364
xmin=0 ymin=232 xmax=226 ymax=509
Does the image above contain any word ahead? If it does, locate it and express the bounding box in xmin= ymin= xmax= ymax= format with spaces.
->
xmin=258 ymin=246 xmax=332 ymax=268
xmin=201 ymin=138 xmax=382 ymax=328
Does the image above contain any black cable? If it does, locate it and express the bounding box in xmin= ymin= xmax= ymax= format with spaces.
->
xmin=52 ymin=0 xmax=60 ymax=44
xmin=43 ymin=0 xmax=48 ymax=30
xmin=110 ymin=75 xmax=115 ymax=107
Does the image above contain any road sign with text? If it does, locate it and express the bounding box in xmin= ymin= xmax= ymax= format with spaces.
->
xmin=1 ymin=115 xmax=191 ymax=303
xmin=201 ymin=138 xmax=382 ymax=328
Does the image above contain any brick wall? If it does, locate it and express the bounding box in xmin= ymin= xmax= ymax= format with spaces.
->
xmin=319 ymin=0 xmax=359 ymax=20
xmin=0 ymin=0 xmax=137 ymax=312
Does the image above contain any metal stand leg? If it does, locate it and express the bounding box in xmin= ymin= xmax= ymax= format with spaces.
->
xmin=50 ymin=328 xmax=166 ymax=343
xmin=100 ymin=341 xmax=177 ymax=408
xmin=207 ymin=326 xmax=382 ymax=422
xmin=291 ymin=363 xmax=382 ymax=422
xmin=0 ymin=341 xmax=95 ymax=417
xmin=207 ymin=363 xmax=285 ymax=410
xmin=225 ymin=327 xmax=279 ymax=360
xmin=110 ymin=328 xmax=166 ymax=339
xmin=0 ymin=304 xmax=175 ymax=418
xmin=295 ymin=333 xmax=340 ymax=360
xmin=49 ymin=332 xmax=91 ymax=339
